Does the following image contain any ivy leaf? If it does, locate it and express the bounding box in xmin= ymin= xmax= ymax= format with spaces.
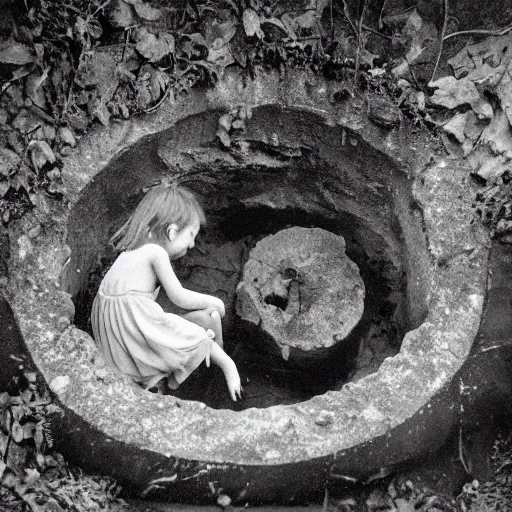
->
xmin=107 ymin=0 xmax=134 ymax=28
xmin=133 ymin=1 xmax=162 ymax=21
xmin=75 ymin=16 xmax=103 ymax=49
xmin=180 ymin=33 xmax=207 ymax=59
xmin=210 ymin=20 xmax=237 ymax=48
xmin=261 ymin=17 xmax=288 ymax=36
xmin=135 ymin=28 xmax=175 ymax=63
xmin=243 ymin=8 xmax=263 ymax=38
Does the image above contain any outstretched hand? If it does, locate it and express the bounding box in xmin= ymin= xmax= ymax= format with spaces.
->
xmin=229 ymin=376 xmax=243 ymax=402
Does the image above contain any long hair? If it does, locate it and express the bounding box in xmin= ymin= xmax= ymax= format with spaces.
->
xmin=110 ymin=184 xmax=206 ymax=251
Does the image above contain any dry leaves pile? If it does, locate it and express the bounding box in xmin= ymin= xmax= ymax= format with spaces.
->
xmin=0 ymin=372 xmax=123 ymax=511
xmin=423 ymin=31 xmax=512 ymax=237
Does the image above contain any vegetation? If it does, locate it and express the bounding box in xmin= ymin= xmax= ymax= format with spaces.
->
xmin=2 ymin=0 xmax=512 ymax=510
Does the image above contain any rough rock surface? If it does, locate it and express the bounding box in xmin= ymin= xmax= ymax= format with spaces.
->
xmin=236 ymin=227 xmax=365 ymax=363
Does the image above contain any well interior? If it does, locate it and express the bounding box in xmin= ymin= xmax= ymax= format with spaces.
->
xmin=61 ymin=105 xmax=430 ymax=410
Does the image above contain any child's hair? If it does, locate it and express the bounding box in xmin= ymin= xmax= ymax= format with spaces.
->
xmin=110 ymin=184 xmax=206 ymax=251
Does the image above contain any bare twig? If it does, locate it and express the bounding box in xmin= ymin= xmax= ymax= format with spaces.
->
xmin=378 ymin=0 xmax=387 ymax=29
xmin=143 ymin=83 xmax=173 ymax=113
xmin=330 ymin=0 xmax=334 ymax=40
xmin=430 ymin=0 xmax=449 ymax=82
xmin=340 ymin=0 xmax=358 ymax=38
xmin=443 ymin=24 xmax=512 ymax=41
xmin=362 ymin=24 xmax=393 ymax=40
xmin=459 ymin=426 xmax=471 ymax=475
xmin=405 ymin=56 xmax=421 ymax=89
xmin=92 ymin=0 xmax=113 ymax=17
xmin=322 ymin=487 xmax=329 ymax=512
xmin=354 ymin=0 xmax=367 ymax=85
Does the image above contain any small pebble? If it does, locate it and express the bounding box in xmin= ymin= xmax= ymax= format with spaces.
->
xmin=27 ymin=224 xmax=41 ymax=238
xmin=56 ymin=316 xmax=70 ymax=332
xmin=315 ymin=410 xmax=334 ymax=427
xmin=217 ymin=494 xmax=231 ymax=508
xmin=199 ymin=402 xmax=206 ymax=409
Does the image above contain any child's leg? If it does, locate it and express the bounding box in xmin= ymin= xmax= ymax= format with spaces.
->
xmin=209 ymin=343 xmax=242 ymax=401
xmin=181 ymin=307 xmax=224 ymax=348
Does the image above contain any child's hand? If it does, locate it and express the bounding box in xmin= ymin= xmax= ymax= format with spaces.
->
xmin=227 ymin=371 xmax=243 ymax=402
xmin=211 ymin=298 xmax=225 ymax=318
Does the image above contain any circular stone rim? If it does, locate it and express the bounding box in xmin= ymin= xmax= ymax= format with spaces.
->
xmin=5 ymin=69 xmax=489 ymax=481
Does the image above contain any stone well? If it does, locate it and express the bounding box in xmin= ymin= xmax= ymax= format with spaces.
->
xmin=3 ymin=69 xmax=489 ymax=504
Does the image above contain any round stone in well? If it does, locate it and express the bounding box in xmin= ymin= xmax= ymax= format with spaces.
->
xmin=236 ymin=227 xmax=365 ymax=363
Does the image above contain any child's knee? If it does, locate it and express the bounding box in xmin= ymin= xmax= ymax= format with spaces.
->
xmin=196 ymin=309 xmax=217 ymax=330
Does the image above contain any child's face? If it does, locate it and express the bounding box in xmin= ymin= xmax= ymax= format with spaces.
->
xmin=166 ymin=218 xmax=200 ymax=260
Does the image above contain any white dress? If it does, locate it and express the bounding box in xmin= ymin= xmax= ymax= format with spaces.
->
xmin=91 ymin=280 xmax=212 ymax=390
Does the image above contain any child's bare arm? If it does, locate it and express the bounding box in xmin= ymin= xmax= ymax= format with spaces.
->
xmin=150 ymin=245 xmax=225 ymax=315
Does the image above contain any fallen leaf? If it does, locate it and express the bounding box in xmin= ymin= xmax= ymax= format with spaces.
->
xmin=496 ymin=59 xmax=512 ymax=125
xmin=243 ymin=8 xmax=263 ymax=38
xmin=468 ymin=144 xmax=510 ymax=182
xmin=429 ymin=76 xmax=493 ymax=119
xmin=26 ymin=69 xmax=49 ymax=109
xmin=11 ymin=421 xmax=24 ymax=442
xmin=0 ymin=37 xmax=35 ymax=65
xmin=217 ymin=127 xmax=231 ymax=147
xmin=443 ymin=112 xmax=468 ymax=143
xmin=479 ymin=108 xmax=512 ymax=158
xmin=24 ymin=468 xmax=40 ymax=484
xmin=58 ymin=127 xmax=76 ymax=147
xmin=0 ymin=146 xmax=20 ymax=177
xmin=391 ymin=10 xmax=438 ymax=78
xmin=134 ymin=1 xmax=161 ymax=21
xmin=29 ymin=140 xmax=56 ymax=171
xmin=0 ymin=181 xmax=9 ymax=198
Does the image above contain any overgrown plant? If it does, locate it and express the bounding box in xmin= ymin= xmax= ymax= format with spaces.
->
xmin=0 ymin=371 xmax=123 ymax=511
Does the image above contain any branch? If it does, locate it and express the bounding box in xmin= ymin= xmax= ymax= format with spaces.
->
xmin=430 ymin=0 xmax=449 ymax=82
xmin=443 ymin=24 xmax=512 ymax=41
xmin=340 ymin=0 xmax=358 ymax=38
xmin=354 ymin=0 xmax=367 ymax=85
xmin=92 ymin=0 xmax=114 ymax=17
xmin=362 ymin=24 xmax=393 ymax=40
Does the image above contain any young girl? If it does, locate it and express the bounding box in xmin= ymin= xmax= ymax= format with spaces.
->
xmin=91 ymin=184 xmax=242 ymax=401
